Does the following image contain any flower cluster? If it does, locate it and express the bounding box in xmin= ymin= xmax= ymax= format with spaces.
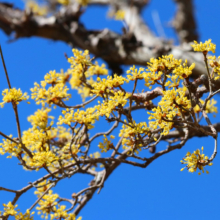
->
xmin=194 ymin=98 xmax=218 ymax=116
xmin=0 ymin=88 xmax=29 ymax=107
xmin=191 ymin=39 xmax=216 ymax=54
xmin=26 ymin=0 xmax=48 ymax=16
xmin=149 ymin=87 xmax=190 ymax=135
xmin=98 ymin=135 xmax=115 ymax=152
xmin=57 ymin=0 xmax=70 ymax=5
xmin=27 ymin=108 xmax=54 ymax=130
xmin=36 ymin=190 xmax=59 ymax=218
xmin=113 ymin=10 xmax=126 ymax=20
xmin=119 ymin=121 xmax=149 ymax=153
xmin=181 ymin=147 xmax=213 ymax=175
xmin=34 ymin=183 xmax=81 ymax=220
xmin=0 ymin=135 xmax=21 ymax=158
xmin=208 ymin=55 xmax=220 ymax=80
xmin=92 ymin=75 xmax=129 ymax=96
xmin=31 ymin=80 xmax=71 ymax=107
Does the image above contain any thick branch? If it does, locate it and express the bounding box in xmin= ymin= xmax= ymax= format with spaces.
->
xmin=172 ymin=0 xmax=198 ymax=43
xmin=0 ymin=3 xmax=211 ymax=82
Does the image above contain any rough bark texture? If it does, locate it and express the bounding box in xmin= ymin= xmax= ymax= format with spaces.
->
xmin=0 ymin=1 xmax=209 ymax=80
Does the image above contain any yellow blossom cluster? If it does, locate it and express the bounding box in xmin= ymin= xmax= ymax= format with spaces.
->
xmin=149 ymin=87 xmax=190 ymax=135
xmin=21 ymin=124 xmax=75 ymax=170
xmin=57 ymin=0 xmax=70 ymax=5
xmin=194 ymin=98 xmax=218 ymax=116
xmin=90 ymin=151 xmax=101 ymax=158
xmin=59 ymin=90 xmax=130 ymax=128
xmin=91 ymin=74 xmax=128 ymax=96
xmin=144 ymin=55 xmax=195 ymax=88
xmin=36 ymin=190 xmax=59 ymax=218
xmin=119 ymin=121 xmax=149 ymax=152
xmin=0 ymin=88 xmax=29 ymax=107
xmin=27 ymin=108 xmax=54 ymax=130
xmin=26 ymin=0 xmax=48 ymax=16
xmin=69 ymin=61 xmax=108 ymax=100
xmin=34 ymin=180 xmax=52 ymax=197
xmin=0 ymin=202 xmax=34 ymax=219
xmin=1 ymin=202 xmax=18 ymax=216
xmin=191 ymin=39 xmax=216 ymax=54
xmin=127 ymin=66 xmax=145 ymax=81
xmin=34 ymin=184 xmax=81 ymax=220
xmin=31 ymin=79 xmax=71 ymax=107
xmin=67 ymin=49 xmax=109 ymax=100
xmin=98 ymin=135 xmax=115 ymax=152
xmin=0 ymin=135 xmax=21 ymax=158
xmin=58 ymin=107 xmax=98 ymax=129
xmin=208 ymin=55 xmax=220 ymax=80
xmin=113 ymin=10 xmax=126 ymax=20
xmin=68 ymin=49 xmax=92 ymax=68
xmin=181 ymin=147 xmax=213 ymax=175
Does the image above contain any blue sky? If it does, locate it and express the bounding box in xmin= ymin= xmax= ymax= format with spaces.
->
xmin=0 ymin=0 xmax=220 ymax=219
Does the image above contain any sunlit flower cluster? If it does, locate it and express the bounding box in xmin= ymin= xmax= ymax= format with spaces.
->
xmin=36 ymin=190 xmax=59 ymax=218
xmin=0 ymin=135 xmax=21 ymax=158
xmin=127 ymin=66 xmax=145 ymax=81
xmin=98 ymin=135 xmax=115 ymax=152
xmin=57 ymin=0 xmax=70 ymax=5
xmin=191 ymin=39 xmax=216 ymax=54
xmin=92 ymin=75 xmax=129 ymax=96
xmin=149 ymin=87 xmax=190 ymax=135
xmin=0 ymin=88 xmax=29 ymax=107
xmin=181 ymin=147 xmax=213 ymax=175
xmin=208 ymin=55 xmax=220 ymax=80
xmin=1 ymin=202 xmax=18 ymax=216
xmin=31 ymin=80 xmax=71 ymax=107
xmin=0 ymin=202 xmax=34 ymax=219
xmin=68 ymin=49 xmax=92 ymax=68
xmin=113 ymin=10 xmax=125 ymax=20
xmin=194 ymin=98 xmax=218 ymax=116
xmin=26 ymin=0 xmax=48 ymax=16
xmin=119 ymin=121 xmax=149 ymax=152
xmin=27 ymin=108 xmax=54 ymax=130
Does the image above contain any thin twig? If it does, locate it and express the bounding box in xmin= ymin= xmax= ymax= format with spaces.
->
xmin=29 ymin=183 xmax=55 ymax=211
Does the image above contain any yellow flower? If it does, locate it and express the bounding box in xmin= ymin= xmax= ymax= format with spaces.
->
xmin=98 ymin=135 xmax=114 ymax=152
xmin=15 ymin=209 xmax=35 ymax=220
xmin=194 ymin=98 xmax=218 ymax=116
xmin=57 ymin=0 xmax=70 ymax=5
xmin=191 ymin=39 xmax=216 ymax=54
xmin=28 ymin=108 xmax=54 ymax=130
xmin=0 ymin=135 xmax=22 ymax=158
xmin=114 ymin=10 xmax=126 ymax=20
xmin=2 ymin=202 xmax=18 ymax=216
xmin=119 ymin=121 xmax=149 ymax=153
xmin=26 ymin=0 xmax=48 ymax=16
xmin=180 ymin=147 xmax=212 ymax=174
xmin=0 ymin=88 xmax=29 ymax=107
xmin=36 ymin=190 xmax=59 ymax=218
xmin=68 ymin=49 xmax=92 ymax=68
xmin=92 ymin=74 xmax=129 ymax=96
xmin=31 ymin=81 xmax=71 ymax=106
xmin=127 ymin=65 xmax=145 ymax=81
xmin=208 ymin=56 xmax=220 ymax=80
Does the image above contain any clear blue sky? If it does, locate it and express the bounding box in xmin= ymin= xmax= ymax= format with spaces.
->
xmin=0 ymin=0 xmax=220 ymax=219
